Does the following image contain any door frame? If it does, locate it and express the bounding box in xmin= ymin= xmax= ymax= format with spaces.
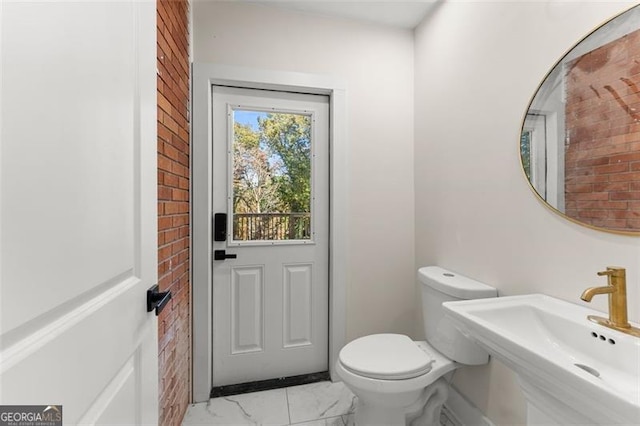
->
xmin=191 ymin=63 xmax=348 ymax=403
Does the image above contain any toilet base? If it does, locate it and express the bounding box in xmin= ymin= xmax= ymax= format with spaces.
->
xmin=407 ymin=378 xmax=449 ymax=426
xmin=354 ymin=399 xmax=406 ymax=426
xmin=353 ymin=378 xmax=450 ymax=426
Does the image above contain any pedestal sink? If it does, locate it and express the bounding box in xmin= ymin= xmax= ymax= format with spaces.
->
xmin=443 ymin=294 xmax=640 ymax=425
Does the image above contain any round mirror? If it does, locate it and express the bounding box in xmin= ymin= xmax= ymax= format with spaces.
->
xmin=521 ymin=5 xmax=640 ymax=235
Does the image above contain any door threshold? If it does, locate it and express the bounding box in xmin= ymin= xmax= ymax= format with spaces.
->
xmin=210 ymin=371 xmax=330 ymax=398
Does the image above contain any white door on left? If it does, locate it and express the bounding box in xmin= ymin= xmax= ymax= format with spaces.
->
xmin=0 ymin=1 xmax=158 ymax=424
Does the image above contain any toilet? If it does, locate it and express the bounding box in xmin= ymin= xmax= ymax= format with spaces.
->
xmin=336 ymin=266 xmax=497 ymax=426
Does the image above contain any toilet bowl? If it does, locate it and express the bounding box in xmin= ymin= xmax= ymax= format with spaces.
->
xmin=336 ymin=336 xmax=455 ymax=426
xmin=336 ymin=267 xmax=497 ymax=426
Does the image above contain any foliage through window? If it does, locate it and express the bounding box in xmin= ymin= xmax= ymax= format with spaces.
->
xmin=232 ymin=110 xmax=312 ymax=241
xmin=521 ymin=131 xmax=532 ymax=181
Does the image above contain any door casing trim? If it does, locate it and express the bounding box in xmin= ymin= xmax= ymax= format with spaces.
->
xmin=191 ymin=63 xmax=348 ymax=403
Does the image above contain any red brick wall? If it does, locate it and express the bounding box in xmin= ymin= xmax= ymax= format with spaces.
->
xmin=157 ymin=1 xmax=191 ymax=425
xmin=565 ymin=28 xmax=640 ymax=231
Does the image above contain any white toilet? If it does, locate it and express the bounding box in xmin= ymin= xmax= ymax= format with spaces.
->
xmin=336 ymin=266 xmax=497 ymax=426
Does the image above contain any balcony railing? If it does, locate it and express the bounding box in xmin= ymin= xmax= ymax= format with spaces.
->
xmin=233 ymin=212 xmax=311 ymax=241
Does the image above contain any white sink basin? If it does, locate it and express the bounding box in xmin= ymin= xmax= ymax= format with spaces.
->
xmin=443 ymin=294 xmax=640 ymax=425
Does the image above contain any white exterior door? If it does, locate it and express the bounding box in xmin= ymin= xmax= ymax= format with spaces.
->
xmin=1 ymin=1 xmax=158 ymax=424
xmin=211 ymin=86 xmax=329 ymax=386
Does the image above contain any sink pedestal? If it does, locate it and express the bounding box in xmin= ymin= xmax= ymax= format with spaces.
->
xmin=527 ymin=405 xmax=557 ymax=425
xmin=519 ymin=376 xmax=602 ymax=425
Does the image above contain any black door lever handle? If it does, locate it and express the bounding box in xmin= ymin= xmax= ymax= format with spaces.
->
xmin=147 ymin=284 xmax=172 ymax=315
xmin=214 ymin=250 xmax=237 ymax=261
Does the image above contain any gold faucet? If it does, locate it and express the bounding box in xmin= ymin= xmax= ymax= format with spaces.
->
xmin=580 ymin=267 xmax=640 ymax=337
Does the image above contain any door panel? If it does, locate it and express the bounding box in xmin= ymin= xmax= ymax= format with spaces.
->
xmin=283 ymin=263 xmax=313 ymax=348
xmin=231 ymin=266 xmax=264 ymax=354
xmin=211 ymin=87 xmax=329 ymax=386
xmin=0 ymin=1 xmax=158 ymax=423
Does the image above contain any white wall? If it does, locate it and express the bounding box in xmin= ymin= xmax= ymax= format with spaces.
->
xmin=193 ymin=1 xmax=417 ymax=341
xmin=414 ymin=1 xmax=640 ymax=424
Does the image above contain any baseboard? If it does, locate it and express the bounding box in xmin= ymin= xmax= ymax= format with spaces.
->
xmin=444 ymin=385 xmax=496 ymax=426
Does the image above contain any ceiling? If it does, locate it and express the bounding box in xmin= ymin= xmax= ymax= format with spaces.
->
xmin=242 ymin=0 xmax=440 ymax=29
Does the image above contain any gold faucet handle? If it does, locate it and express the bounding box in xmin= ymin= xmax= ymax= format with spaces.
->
xmin=597 ymin=267 xmax=625 ymax=277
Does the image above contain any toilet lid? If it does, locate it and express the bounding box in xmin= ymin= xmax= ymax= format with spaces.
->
xmin=339 ymin=334 xmax=434 ymax=380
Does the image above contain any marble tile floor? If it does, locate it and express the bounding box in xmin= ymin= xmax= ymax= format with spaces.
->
xmin=183 ymin=380 xmax=456 ymax=426
xmin=182 ymin=381 xmax=356 ymax=426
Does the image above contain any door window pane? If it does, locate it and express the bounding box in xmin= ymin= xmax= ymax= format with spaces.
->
xmin=232 ymin=109 xmax=312 ymax=241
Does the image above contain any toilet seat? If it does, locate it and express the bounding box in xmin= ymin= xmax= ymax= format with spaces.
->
xmin=339 ymin=334 xmax=434 ymax=380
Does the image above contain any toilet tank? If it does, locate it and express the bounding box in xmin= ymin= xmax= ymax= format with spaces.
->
xmin=419 ymin=266 xmax=497 ymax=365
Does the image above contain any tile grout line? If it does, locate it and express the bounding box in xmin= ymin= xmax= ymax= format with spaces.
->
xmin=288 ymin=415 xmax=345 ymax=426
xmin=285 ymin=387 xmax=292 ymax=425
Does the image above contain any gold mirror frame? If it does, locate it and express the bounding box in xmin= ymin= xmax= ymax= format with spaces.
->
xmin=521 ymin=4 xmax=640 ymax=236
